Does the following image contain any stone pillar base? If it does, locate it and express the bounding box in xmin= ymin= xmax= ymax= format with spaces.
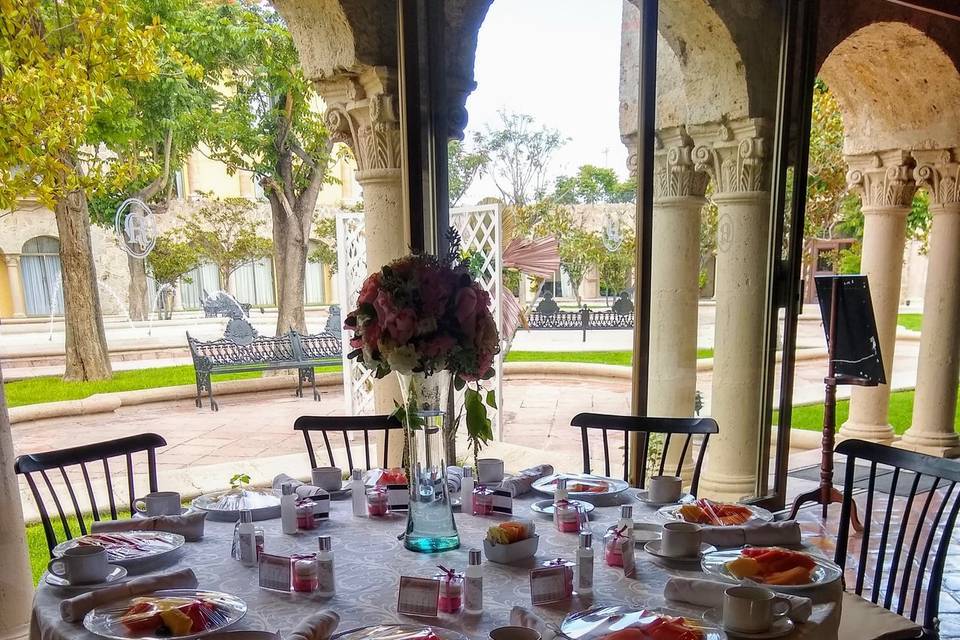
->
xmin=838 ymin=420 xmax=895 ymax=444
xmin=0 ymin=624 xmax=29 ymax=640
xmin=697 ymin=471 xmax=756 ymax=503
xmin=897 ymin=429 xmax=960 ymax=457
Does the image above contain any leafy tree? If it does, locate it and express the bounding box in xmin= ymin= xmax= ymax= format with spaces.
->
xmin=699 ymin=191 xmax=719 ymax=292
xmin=598 ymin=227 xmax=636 ymax=295
xmin=308 ymin=216 xmax=338 ymax=274
xmin=554 ymin=164 xmax=635 ymax=204
xmin=179 ymin=198 xmax=273 ymax=294
xmin=474 ymin=110 xmax=566 ymax=206
xmin=805 ymin=78 xmax=851 ymax=239
xmin=146 ymin=233 xmax=199 ymax=319
xmin=202 ymin=1 xmax=336 ymax=335
xmin=0 ymin=0 xmax=166 ymax=381
xmin=448 ymin=139 xmax=488 ymax=206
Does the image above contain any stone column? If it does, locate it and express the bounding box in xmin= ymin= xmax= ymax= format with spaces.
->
xmin=692 ymin=119 xmax=772 ymax=501
xmin=322 ymin=70 xmax=406 ymax=428
xmin=647 ymin=127 xmax=709 ymax=481
xmin=901 ymin=150 xmax=960 ymax=456
xmin=0 ymin=365 xmax=33 ymax=640
xmin=839 ymin=151 xmax=916 ymax=443
xmin=4 ymin=256 xmax=26 ymax=318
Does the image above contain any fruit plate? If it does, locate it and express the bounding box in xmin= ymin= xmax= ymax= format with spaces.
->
xmin=657 ymin=503 xmax=774 ymax=525
xmin=532 ymin=474 xmax=629 ymax=499
xmin=700 ymin=548 xmax=843 ymax=591
xmin=83 ymin=589 xmax=246 ymax=640
xmin=53 ymin=532 xmax=185 ymax=568
xmin=331 ymin=625 xmax=466 ymax=640
xmin=559 ymin=606 xmax=725 ymax=640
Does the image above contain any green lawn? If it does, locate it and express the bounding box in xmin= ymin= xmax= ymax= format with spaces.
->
xmin=898 ymin=313 xmax=922 ymax=331
xmin=776 ymin=388 xmax=960 ymax=435
xmin=505 ymin=349 xmax=713 ymax=367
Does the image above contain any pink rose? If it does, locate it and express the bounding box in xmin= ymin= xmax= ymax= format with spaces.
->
xmin=387 ymin=308 xmax=417 ymax=344
xmin=364 ymin=321 xmax=382 ymax=348
xmin=455 ymin=287 xmax=478 ymax=337
xmin=349 ymin=336 xmax=363 ymax=349
xmin=358 ymin=273 xmax=382 ymax=305
xmin=373 ymin=290 xmax=398 ymax=324
xmin=422 ymin=334 xmax=456 ymax=359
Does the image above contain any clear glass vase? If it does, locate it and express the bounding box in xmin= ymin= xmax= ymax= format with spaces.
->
xmin=397 ymin=370 xmax=460 ymax=553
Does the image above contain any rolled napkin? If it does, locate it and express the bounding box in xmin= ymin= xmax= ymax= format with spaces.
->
xmin=273 ymin=473 xmax=328 ymax=499
xmin=499 ymin=464 xmax=555 ymax=497
xmin=510 ymin=606 xmax=557 ymax=640
xmin=91 ymin=512 xmax=207 ymax=542
xmin=446 ymin=466 xmax=464 ymax=494
xmin=699 ymin=521 xmax=802 ymax=549
xmin=60 ymin=568 xmax=199 ymax=623
xmin=287 ymin=611 xmax=340 ymax=640
xmin=664 ymin=576 xmax=812 ymax=623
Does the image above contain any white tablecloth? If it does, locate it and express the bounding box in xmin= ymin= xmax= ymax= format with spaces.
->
xmin=31 ymin=493 xmax=840 ymax=640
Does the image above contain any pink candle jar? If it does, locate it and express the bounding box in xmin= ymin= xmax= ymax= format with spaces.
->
xmin=472 ymin=486 xmax=494 ymax=516
xmin=296 ymin=500 xmax=316 ymax=530
xmin=603 ymin=526 xmax=630 ymax=567
xmin=367 ymin=487 xmax=389 ymax=517
xmin=291 ymin=555 xmax=318 ymax=593
xmin=435 ymin=567 xmax=463 ymax=613
xmin=553 ymin=500 xmax=581 ymax=533
xmin=542 ymin=559 xmax=574 ymax=599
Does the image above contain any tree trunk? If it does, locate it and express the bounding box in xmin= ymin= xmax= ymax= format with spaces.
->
xmin=272 ymin=201 xmax=310 ymax=335
xmin=126 ymin=254 xmax=149 ymax=321
xmin=54 ymin=189 xmax=112 ymax=381
xmin=220 ymin=267 xmax=233 ymax=296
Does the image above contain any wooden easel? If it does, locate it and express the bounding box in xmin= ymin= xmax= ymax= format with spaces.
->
xmin=788 ymin=276 xmax=882 ymax=531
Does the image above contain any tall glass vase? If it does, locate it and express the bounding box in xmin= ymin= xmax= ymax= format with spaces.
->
xmin=397 ymin=370 xmax=460 ymax=553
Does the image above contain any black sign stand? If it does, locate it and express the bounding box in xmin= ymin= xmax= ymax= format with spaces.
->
xmin=787 ymin=275 xmax=885 ymax=529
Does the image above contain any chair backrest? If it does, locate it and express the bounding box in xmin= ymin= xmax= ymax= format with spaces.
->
xmin=14 ymin=433 xmax=167 ymax=555
xmin=570 ymin=412 xmax=718 ymax=492
xmin=294 ymin=415 xmax=403 ymax=472
xmin=834 ymin=439 xmax=960 ymax=634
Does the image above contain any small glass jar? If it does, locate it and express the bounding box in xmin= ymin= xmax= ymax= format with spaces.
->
xmin=435 ymin=570 xmax=464 ymax=613
xmin=603 ymin=526 xmax=630 ymax=567
xmin=472 ymin=486 xmax=494 ymax=516
xmin=296 ymin=500 xmax=316 ymax=530
xmin=255 ymin=527 xmax=265 ymax=560
xmin=553 ymin=500 xmax=581 ymax=533
xmin=292 ymin=555 xmax=318 ymax=593
xmin=541 ymin=559 xmax=574 ymax=599
xmin=367 ymin=487 xmax=390 ymax=517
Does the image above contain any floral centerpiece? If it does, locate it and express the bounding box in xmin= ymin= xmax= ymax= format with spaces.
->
xmin=344 ymin=239 xmax=499 ymax=552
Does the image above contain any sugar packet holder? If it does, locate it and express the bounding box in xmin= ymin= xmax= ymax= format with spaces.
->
xmin=492 ymin=488 xmax=513 ymax=515
xmin=397 ymin=576 xmax=440 ymax=617
xmin=387 ymin=484 xmax=410 ymax=511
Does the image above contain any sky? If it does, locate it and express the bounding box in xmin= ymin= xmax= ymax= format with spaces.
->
xmin=461 ymin=0 xmax=629 ymax=203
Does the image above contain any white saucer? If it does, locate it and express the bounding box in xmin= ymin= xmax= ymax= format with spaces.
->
xmin=530 ymin=499 xmax=596 ymax=517
xmin=643 ymin=539 xmax=717 ymax=564
xmin=636 ymin=490 xmax=696 ymax=507
xmin=703 ymin=608 xmax=795 ymax=639
xmin=45 ymin=564 xmax=128 ymax=589
xmin=133 ymin=507 xmax=189 ymax=519
xmin=632 ymin=522 xmax=663 ymax=544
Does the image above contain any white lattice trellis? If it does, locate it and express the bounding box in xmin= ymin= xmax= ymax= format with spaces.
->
xmin=335 ymin=205 xmax=504 ymax=438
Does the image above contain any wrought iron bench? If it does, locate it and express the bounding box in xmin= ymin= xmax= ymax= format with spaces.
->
xmin=186 ymin=309 xmax=342 ymax=411
xmin=526 ymin=291 xmax=634 ymax=342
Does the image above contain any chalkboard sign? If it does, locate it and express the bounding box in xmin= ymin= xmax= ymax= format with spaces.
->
xmin=815 ymin=275 xmax=885 ymax=385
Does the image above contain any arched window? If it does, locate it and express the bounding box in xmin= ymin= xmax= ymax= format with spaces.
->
xmin=21 ymin=236 xmax=64 ymax=316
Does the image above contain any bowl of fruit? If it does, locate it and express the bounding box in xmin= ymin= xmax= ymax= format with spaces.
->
xmin=659 ymin=498 xmax=773 ymax=526
xmin=83 ymin=589 xmax=246 ymax=640
xmin=701 ymin=546 xmax=842 ymax=590
xmin=483 ymin=520 xmax=538 ymax=564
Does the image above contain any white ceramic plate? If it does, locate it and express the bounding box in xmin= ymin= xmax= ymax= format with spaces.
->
xmin=700 ymin=548 xmax=843 ymax=591
xmin=644 ymin=540 xmax=717 ymax=563
xmin=53 ymin=532 xmax=185 ymax=568
xmin=531 ymin=473 xmax=630 ymax=498
xmin=332 ymin=625 xmax=466 ymax=640
xmin=632 ymin=522 xmax=663 ymax=544
xmin=530 ymin=499 xmax=596 ymax=517
xmin=45 ymin=564 xmax=128 ymax=589
xmin=559 ymin=606 xmax=725 ymax=640
xmin=703 ymin=608 xmax=794 ymax=639
xmin=657 ymin=503 xmax=775 ymax=525
xmin=83 ymin=589 xmax=246 ymax=640
xmin=636 ymin=490 xmax=696 ymax=507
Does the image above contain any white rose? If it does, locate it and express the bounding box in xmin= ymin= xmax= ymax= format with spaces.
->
xmin=386 ymin=344 xmax=420 ymax=374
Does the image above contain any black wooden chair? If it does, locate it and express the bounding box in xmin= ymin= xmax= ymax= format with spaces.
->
xmin=570 ymin=412 xmax=718 ymax=492
xmin=294 ymin=415 xmax=403 ymax=472
xmin=14 ymin=433 xmax=167 ymax=555
xmin=834 ymin=439 xmax=960 ymax=640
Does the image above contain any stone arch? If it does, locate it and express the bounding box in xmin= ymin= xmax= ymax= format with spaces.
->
xmin=819 ymin=21 xmax=960 ymax=155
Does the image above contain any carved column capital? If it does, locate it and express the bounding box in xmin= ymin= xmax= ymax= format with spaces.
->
xmin=653 ymin=126 xmax=709 ymax=200
xmin=4 ymin=254 xmax=20 ymax=269
xmin=319 ymin=67 xmax=402 ymax=177
xmin=845 ymin=150 xmax=917 ymax=209
xmin=690 ymin=118 xmax=770 ymax=195
xmin=913 ymin=148 xmax=960 ymax=207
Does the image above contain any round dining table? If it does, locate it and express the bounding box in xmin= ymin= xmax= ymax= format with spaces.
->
xmin=31 ymin=491 xmax=841 ymax=640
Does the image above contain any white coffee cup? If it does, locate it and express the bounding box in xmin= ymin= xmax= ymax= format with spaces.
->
xmin=660 ymin=521 xmax=701 ymax=558
xmin=134 ymin=491 xmax=181 ymax=517
xmin=477 ymin=458 xmax=505 ymax=483
xmin=48 ymin=546 xmax=110 ymax=584
xmin=311 ymin=467 xmax=343 ymax=491
xmin=723 ymin=585 xmax=790 ymax=634
xmin=648 ymin=475 xmax=682 ymax=503
xmin=489 ymin=627 xmax=541 ymax=640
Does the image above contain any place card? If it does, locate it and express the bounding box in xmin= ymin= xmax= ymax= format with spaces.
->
xmin=397 ymin=576 xmax=440 ymax=617
xmin=387 ymin=483 xmax=410 ymax=511
xmin=621 ymin=538 xmax=636 ymax=578
xmin=309 ymin=492 xmax=331 ymax=521
xmin=529 ymin=566 xmax=568 ymax=604
xmin=259 ymin=553 xmax=292 ymax=592
xmin=491 ymin=488 xmax=513 ymax=515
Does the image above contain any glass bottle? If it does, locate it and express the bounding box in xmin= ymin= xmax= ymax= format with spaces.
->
xmin=461 ymin=467 xmax=474 ymax=507
xmin=351 ymin=469 xmax=365 ymax=517
xmin=576 ymin=531 xmax=594 ymax=595
xmin=232 ymin=509 xmax=257 ymax=567
xmin=463 ymin=548 xmax=483 ymax=614
xmin=472 ymin=486 xmax=494 ymax=516
xmin=296 ymin=500 xmax=315 ymax=530
xmin=366 ymin=486 xmax=390 ymax=517
xmin=553 ymin=479 xmax=579 ymax=532
xmin=280 ymin=483 xmax=298 ymax=534
xmin=316 ymin=535 xmax=336 ymax=597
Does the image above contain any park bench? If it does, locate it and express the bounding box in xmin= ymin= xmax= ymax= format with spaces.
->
xmin=186 ymin=307 xmax=342 ymax=411
xmin=526 ymin=291 xmax=634 ymax=342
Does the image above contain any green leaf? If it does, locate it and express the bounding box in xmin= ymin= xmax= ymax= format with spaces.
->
xmin=464 ymin=387 xmax=494 ymax=446
xmin=485 ymin=389 xmax=497 ymax=409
